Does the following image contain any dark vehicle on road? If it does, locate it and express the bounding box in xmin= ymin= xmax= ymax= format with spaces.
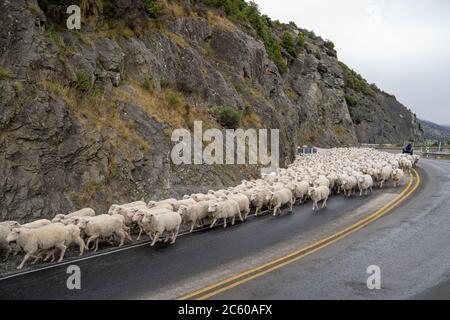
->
xmin=403 ymin=143 xmax=414 ymax=155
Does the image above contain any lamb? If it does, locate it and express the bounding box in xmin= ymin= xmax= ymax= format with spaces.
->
xmin=379 ymin=166 xmax=393 ymax=188
xmin=132 ymin=207 xmax=174 ymax=240
xmin=391 ymin=169 xmax=404 ymax=187
xmin=0 ymin=222 xmax=20 ymax=260
xmin=291 ymin=181 xmax=310 ymax=204
xmin=178 ymin=201 xmax=210 ymax=232
xmin=77 ymin=214 xmax=131 ymax=252
xmin=6 ymin=223 xmax=84 ymax=269
xmin=309 ymin=186 xmax=330 ymax=211
xmin=141 ymin=211 xmax=182 ymax=246
xmin=31 ymin=224 xmax=86 ymax=264
xmin=412 ymin=155 xmax=420 ymax=167
xmin=228 ymin=193 xmax=251 ymax=220
xmin=266 ymin=188 xmax=294 ymax=216
xmin=341 ymin=176 xmax=358 ymax=197
xmin=52 ymin=208 xmax=96 ymax=224
xmin=208 ymin=199 xmax=243 ymax=228
xmin=250 ymin=189 xmax=270 ymax=216
xmin=173 ymin=198 xmax=197 ymax=212
xmin=314 ymin=176 xmax=330 ymax=189
xmin=108 ymin=202 xmax=147 ymax=227
xmin=357 ymin=175 xmax=374 ymax=196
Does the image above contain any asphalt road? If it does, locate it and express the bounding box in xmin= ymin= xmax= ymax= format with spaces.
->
xmin=0 ymin=159 xmax=448 ymax=300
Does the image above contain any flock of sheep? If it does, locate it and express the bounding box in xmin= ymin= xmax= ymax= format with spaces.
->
xmin=0 ymin=148 xmax=420 ymax=270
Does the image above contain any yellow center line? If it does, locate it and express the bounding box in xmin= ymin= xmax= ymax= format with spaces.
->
xmin=178 ymin=169 xmax=420 ymax=300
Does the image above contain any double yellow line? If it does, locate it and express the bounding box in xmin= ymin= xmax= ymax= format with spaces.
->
xmin=178 ymin=168 xmax=421 ymax=300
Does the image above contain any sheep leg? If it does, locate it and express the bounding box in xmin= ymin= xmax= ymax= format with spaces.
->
xmin=171 ymin=226 xmax=180 ymax=244
xmin=322 ymin=198 xmax=328 ymax=209
xmin=273 ymin=206 xmax=279 ymax=216
xmin=42 ymin=249 xmax=56 ymax=263
xmin=151 ymin=232 xmax=160 ymax=247
xmin=137 ymin=227 xmax=143 ymax=241
xmin=238 ymin=212 xmax=244 ymax=222
xmin=223 ymin=218 xmax=227 ymax=228
xmin=17 ymin=253 xmax=33 ymax=270
xmin=163 ymin=235 xmax=169 ymax=243
xmin=31 ymin=254 xmax=42 ymax=265
xmin=43 ymin=250 xmax=55 ymax=262
xmin=86 ymin=235 xmax=97 ymax=250
xmin=190 ymin=220 xmax=196 ymax=233
xmin=76 ymin=236 xmax=85 ymax=256
xmin=56 ymin=244 xmax=67 ymax=263
xmin=116 ymin=230 xmax=126 ymax=247
xmin=289 ymin=200 xmax=293 ymax=213
xmin=94 ymin=239 xmax=100 ymax=252
xmin=210 ymin=218 xmax=218 ymax=228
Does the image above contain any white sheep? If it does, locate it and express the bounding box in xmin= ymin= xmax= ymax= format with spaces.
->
xmin=6 ymin=223 xmax=83 ymax=269
xmin=309 ymin=186 xmax=330 ymax=211
xmin=266 ymin=188 xmax=294 ymax=216
xmin=314 ymin=176 xmax=330 ymax=189
xmin=141 ymin=211 xmax=182 ymax=246
xmin=31 ymin=224 xmax=86 ymax=264
xmin=0 ymin=222 xmax=20 ymax=260
xmin=108 ymin=202 xmax=147 ymax=227
xmin=412 ymin=155 xmax=420 ymax=167
xmin=131 ymin=207 xmax=173 ymax=240
xmin=379 ymin=166 xmax=393 ymax=188
xmin=341 ymin=175 xmax=358 ymax=197
xmin=178 ymin=201 xmax=210 ymax=232
xmin=77 ymin=214 xmax=131 ymax=252
xmin=391 ymin=169 xmax=404 ymax=187
xmin=228 ymin=193 xmax=251 ymax=220
xmin=250 ymin=189 xmax=270 ymax=216
xmin=52 ymin=208 xmax=96 ymax=223
xmin=291 ymin=181 xmax=310 ymax=204
xmin=173 ymin=198 xmax=197 ymax=212
xmin=208 ymin=199 xmax=243 ymax=228
xmin=357 ymin=175 xmax=374 ymax=196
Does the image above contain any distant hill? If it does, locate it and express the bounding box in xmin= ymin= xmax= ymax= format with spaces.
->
xmin=419 ymin=119 xmax=450 ymax=142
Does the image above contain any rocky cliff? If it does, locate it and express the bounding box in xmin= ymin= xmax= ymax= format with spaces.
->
xmin=419 ymin=119 xmax=450 ymax=142
xmin=0 ymin=0 xmax=423 ymax=221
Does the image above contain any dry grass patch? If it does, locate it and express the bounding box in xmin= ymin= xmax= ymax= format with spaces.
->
xmin=207 ymin=12 xmax=238 ymax=32
xmin=41 ymin=80 xmax=150 ymax=155
xmin=114 ymin=80 xmax=214 ymax=131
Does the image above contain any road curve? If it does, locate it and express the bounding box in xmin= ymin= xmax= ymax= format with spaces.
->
xmin=0 ymin=160 xmax=447 ymax=300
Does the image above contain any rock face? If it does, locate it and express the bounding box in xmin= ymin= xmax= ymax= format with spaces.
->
xmin=0 ymin=0 xmax=423 ymax=221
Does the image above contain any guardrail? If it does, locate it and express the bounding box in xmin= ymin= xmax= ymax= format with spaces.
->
xmin=419 ymin=151 xmax=450 ymax=159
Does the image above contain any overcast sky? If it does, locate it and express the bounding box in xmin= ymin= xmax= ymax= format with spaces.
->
xmin=254 ymin=0 xmax=450 ymax=125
